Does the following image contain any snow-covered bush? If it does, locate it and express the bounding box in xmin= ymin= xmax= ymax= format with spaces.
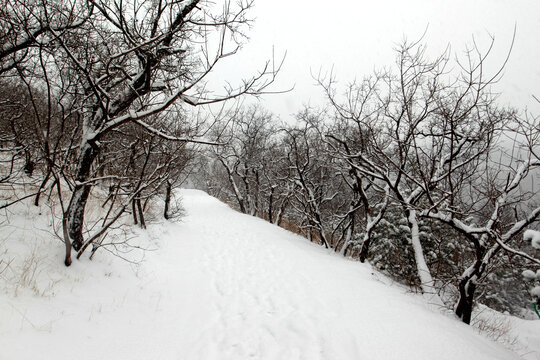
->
xmin=367 ymin=207 xmax=419 ymax=288
xmin=524 ymin=230 xmax=540 ymax=251
xmin=522 ymin=230 xmax=540 ymax=317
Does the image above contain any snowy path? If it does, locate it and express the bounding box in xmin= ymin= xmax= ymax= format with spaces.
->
xmin=158 ymin=190 xmax=520 ymax=360
xmin=1 ymin=189 xmax=535 ymax=359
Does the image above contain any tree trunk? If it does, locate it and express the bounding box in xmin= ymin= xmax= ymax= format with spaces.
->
xmin=455 ymin=275 xmax=477 ymax=324
xmin=338 ymin=214 xmax=355 ymax=256
xmin=67 ymin=184 xmax=92 ymax=251
xmin=164 ymin=181 xmax=172 ymax=220
xmin=67 ymin=142 xmax=99 ymax=251
xmin=268 ymin=187 xmax=274 ymax=223
xmin=237 ymin=196 xmax=247 ymax=214
xmin=407 ymin=209 xmax=443 ymax=306
xmin=67 ymin=142 xmax=99 ymax=252
xmin=455 ymin=248 xmax=487 ymax=324
xmin=359 ymin=214 xmax=378 ymax=262
xmin=252 ymin=169 xmax=260 ymax=216
xmin=34 ymin=170 xmax=50 ymax=206
xmin=313 ymin=211 xmax=329 ymax=249
xmin=62 ymin=212 xmax=72 ymax=266
xmin=319 ymin=228 xmax=329 ymax=249
xmin=274 ymin=197 xmax=288 ymax=227
xmin=132 ymin=199 xmax=138 ymax=225
xmin=23 ymin=150 xmax=34 ymax=176
xmin=57 ymin=179 xmax=72 ymax=267
xmin=359 ymin=233 xmax=371 ymax=263
xmin=137 ymin=198 xmax=146 ymax=229
xmin=345 ymin=212 xmax=355 ymax=254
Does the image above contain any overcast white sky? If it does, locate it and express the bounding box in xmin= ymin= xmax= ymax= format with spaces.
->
xmin=211 ymin=0 xmax=540 ymax=121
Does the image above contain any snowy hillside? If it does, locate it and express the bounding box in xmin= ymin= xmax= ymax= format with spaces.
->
xmin=1 ymin=189 xmax=539 ymax=360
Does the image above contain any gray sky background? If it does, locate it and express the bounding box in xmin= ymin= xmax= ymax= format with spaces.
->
xmin=209 ymin=0 xmax=540 ymax=122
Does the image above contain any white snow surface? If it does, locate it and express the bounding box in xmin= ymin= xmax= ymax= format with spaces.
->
xmin=524 ymin=229 xmax=540 ymax=250
xmin=1 ymin=189 xmax=539 ymax=359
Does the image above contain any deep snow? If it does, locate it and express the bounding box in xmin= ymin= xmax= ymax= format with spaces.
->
xmin=1 ymin=189 xmax=538 ymax=359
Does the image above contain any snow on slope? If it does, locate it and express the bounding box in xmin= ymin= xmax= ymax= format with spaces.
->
xmin=0 ymin=189 xmax=538 ymax=359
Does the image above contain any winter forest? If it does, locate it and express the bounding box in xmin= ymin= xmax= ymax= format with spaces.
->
xmin=1 ymin=0 xmax=539 ymax=358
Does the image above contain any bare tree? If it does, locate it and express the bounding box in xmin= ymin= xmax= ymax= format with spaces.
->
xmin=419 ymin=117 xmax=540 ymax=323
xmin=1 ymin=0 xmax=281 ymax=265
xmin=282 ymin=112 xmax=339 ymax=249
xmin=211 ymin=104 xmax=275 ymax=216
xmin=0 ymin=0 xmax=93 ymax=73
xmin=41 ymin=0 xmax=282 ymax=256
xmin=318 ymin=37 xmax=539 ymax=315
xmin=325 ymin=119 xmax=390 ymax=259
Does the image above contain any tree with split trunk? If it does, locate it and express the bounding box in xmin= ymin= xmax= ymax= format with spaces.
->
xmin=1 ymin=0 xmax=281 ymax=265
xmin=48 ymin=0 xmax=281 ymax=261
xmin=419 ymin=115 xmax=540 ymax=323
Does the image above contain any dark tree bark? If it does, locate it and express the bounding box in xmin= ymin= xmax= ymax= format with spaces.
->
xmin=34 ymin=171 xmax=50 ymax=206
xmin=67 ymin=142 xmax=99 ymax=251
xmin=62 ymin=214 xmax=72 ymax=266
xmin=164 ymin=181 xmax=172 ymax=220
xmin=267 ymin=186 xmax=274 ymax=223
xmin=455 ymin=275 xmax=477 ymax=324
xmin=136 ymin=198 xmax=146 ymax=229
xmin=359 ymin=238 xmax=371 ymax=263
xmin=132 ymin=199 xmax=138 ymax=225
xmin=455 ymin=246 xmax=489 ymax=324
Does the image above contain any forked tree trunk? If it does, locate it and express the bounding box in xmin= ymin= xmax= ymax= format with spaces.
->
xmin=455 ymin=275 xmax=477 ymax=324
xmin=359 ymin=212 xmax=385 ymax=262
xmin=455 ymin=248 xmax=487 ymax=324
xmin=358 ymin=233 xmax=371 ymax=263
xmin=338 ymin=214 xmax=355 ymax=256
xmin=34 ymin=170 xmax=50 ymax=206
xmin=221 ymin=162 xmax=246 ymax=214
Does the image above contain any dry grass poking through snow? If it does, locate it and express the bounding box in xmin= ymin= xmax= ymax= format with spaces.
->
xmin=0 ymin=242 xmax=61 ymax=297
xmin=472 ymin=310 xmax=519 ymax=348
xmin=0 ymin=174 xmax=170 ymax=298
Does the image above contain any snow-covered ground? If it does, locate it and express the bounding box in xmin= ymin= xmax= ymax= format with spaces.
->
xmin=1 ymin=189 xmax=539 ymax=359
